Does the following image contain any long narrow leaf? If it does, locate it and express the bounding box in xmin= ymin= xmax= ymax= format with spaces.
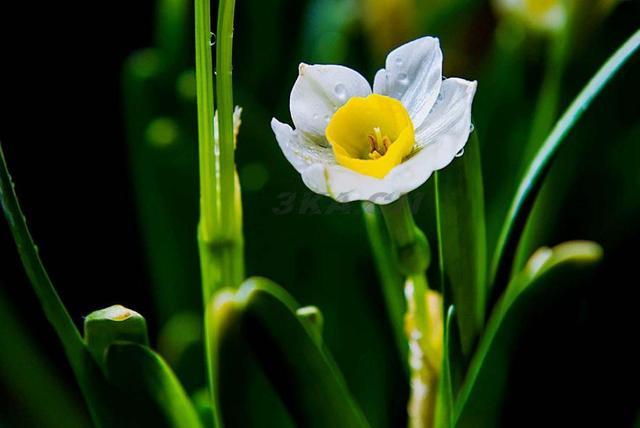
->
xmin=489 ymin=29 xmax=640 ymax=296
xmin=435 ymin=131 xmax=487 ymax=354
xmin=455 ymin=241 xmax=602 ymax=428
xmin=1 ymin=142 xmax=199 ymax=428
xmin=0 ymin=141 xmax=120 ymax=426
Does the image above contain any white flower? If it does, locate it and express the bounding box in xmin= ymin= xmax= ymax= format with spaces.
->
xmin=271 ymin=36 xmax=477 ymax=205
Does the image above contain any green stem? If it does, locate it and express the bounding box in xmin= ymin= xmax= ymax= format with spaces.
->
xmin=380 ymin=196 xmax=430 ymax=277
xmin=361 ymin=202 xmax=406 ymax=365
xmin=379 ymin=196 xmax=435 ymax=428
xmin=195 ymin=0 xmax=243 ymax=425
xmin=195 ymin=0 xmax=217 ymax=250
xmin=194 ymin=0 xmax=221 ymax=426
xmin=489 ymin=28 xmax=640 ymax=292
xmin=216 ymin=0 xmax=238 ymax=236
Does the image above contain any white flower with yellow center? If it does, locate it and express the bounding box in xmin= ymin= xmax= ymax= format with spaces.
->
xmin=271 ymin=36 xmax=477 ymax=205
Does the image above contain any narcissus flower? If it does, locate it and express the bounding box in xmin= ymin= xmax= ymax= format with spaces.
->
xmin=271 ymin=37 xmax=476 ymax=204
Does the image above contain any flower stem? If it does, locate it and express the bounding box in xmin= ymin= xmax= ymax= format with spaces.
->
xmin=194 ymin=0 xmax=217 ymax=421
xmin=380 ymin=196 xmax=436 ymax=428
xmin=361 ymin=202 xmax=406 ymax=365
xmin=216 ymin=0 xmax=238 ymax=238
xmin=195 ymin=0 xmax=217 ymax=252
xmin=195 ymin=0 xmax=243 ymax=424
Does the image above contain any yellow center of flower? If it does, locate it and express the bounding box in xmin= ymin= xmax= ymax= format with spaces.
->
xmin=325 ymin=94 xmax=415 ymax=178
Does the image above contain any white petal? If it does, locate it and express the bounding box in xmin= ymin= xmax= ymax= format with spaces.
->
xmin=414 ymin=78 xmax=477 ymax=150
xmin=271 ymin=118 xmax=334 ymax=174
xmin=290 ymin=63 xmax=371 ymax=144
xmin=301 ymin=164 xmax=402 ymax=205
xmin=386 ymin=78 xmax=477 ymax=195
xmin=373 ymin=37 xmax=443 ymax=128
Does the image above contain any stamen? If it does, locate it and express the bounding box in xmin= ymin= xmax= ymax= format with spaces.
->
xmin=367 ymin=126 xmax=392 ymax=160
xmin=368 ymin=134 xmax=377 ymax=153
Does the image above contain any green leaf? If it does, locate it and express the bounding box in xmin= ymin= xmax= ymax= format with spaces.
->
xmin=84 ymin=305 xmax=150 ymax=368
xmin=435 ymin=306 xmax=460 ymax=428
xmin=106 ymin=343 xmax=203 ymax=428
xmin=208 ymin=277 xmax=371 ymax=428
xmin=489 ymin=28 xmax=640 ymax=296
xmin=1 ymin=142 xmax=200 ymax=428
xmin=454 ymin=241 xmax=602 ymax=428
xmin=435 ymin=130 xmax=487 ymax=355
xmin=0 ymin=289 xmax=90 ymax=428
xmin=0 ymin=141 xmax=128 ymax=427
xmin=296 ymin=306 xmax=324 ymax=346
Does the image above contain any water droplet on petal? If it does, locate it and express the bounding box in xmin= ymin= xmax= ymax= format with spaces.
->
xmin=334 ymin=83 xmax=347 ymax=100
xmin=469 ymin=123 xmax=475 ymax=133
xmin=397 ymin=73 xmax=409 ymax=85
xmin=324 ymin=114 xmax=331 ymax=123
xmin=210 ymin=32 xmax=216 ymax=46
xmin=395 ymin=57 xmax=403 ymax=66
xmin=437 ymin=92 xmax=444 ymax=102
xmin=455 ymin=148 xmax=464 ymax=158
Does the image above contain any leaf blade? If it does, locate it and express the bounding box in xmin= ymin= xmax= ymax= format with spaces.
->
xmin=209 ymin=277 xmax=371 ymax=428
xmin=435 ymin=130 xmax=487 ymax=354
xmin=106 ymin=343 xmax=203 ymax=428
xmin=489 ymin=28 xmax=640 ymax=297
xmin=454 ymin=241 xmax=603 ymax=428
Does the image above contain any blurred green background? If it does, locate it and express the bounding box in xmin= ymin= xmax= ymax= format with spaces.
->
xmin=0 ymin=0 xmax=639 ymax=426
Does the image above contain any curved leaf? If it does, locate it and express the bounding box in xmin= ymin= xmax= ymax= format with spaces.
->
xmin=106 ymin=343 xmax=203 ymax=428
xmin=0 ymin=141 xmax=126 ymax=427
xmin=208 ymin=277 xmax=371 ymax=428
xmin=454 ymin=241 xmax=603 ymax=428
xmin=489 ymin=29 xmax=640 ymax=296
xmin=1 ymin=142 xmax=200 ymax=428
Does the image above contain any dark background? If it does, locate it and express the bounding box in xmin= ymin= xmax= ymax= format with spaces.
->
xmin=1 ymin=0 xmax=639 ymax=427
